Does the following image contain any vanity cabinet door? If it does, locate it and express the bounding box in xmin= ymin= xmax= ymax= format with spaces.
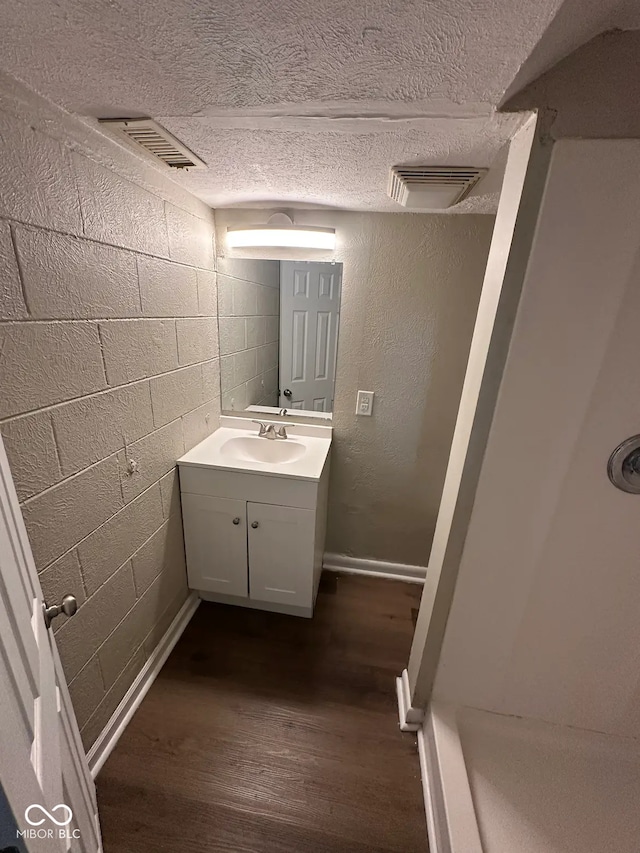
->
xmin=181 ymin=493 xmax=248 ymax=597
xmin=247 ymin=502 xmax=315 ymax=607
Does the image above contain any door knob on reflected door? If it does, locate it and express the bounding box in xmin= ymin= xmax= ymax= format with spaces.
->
xmin=251 ymin=521 xmax=259 ymax=529
xmin=232 ymin=517 xmax=241 ymax=525
xmin=43 ymin=594 xmax=78 ymax=629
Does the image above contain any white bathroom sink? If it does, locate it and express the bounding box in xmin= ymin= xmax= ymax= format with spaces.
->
xmin=177 ymin=416 xmax=332 ymax=481
xmin=220 ymin=435 xmax=306 ymax=464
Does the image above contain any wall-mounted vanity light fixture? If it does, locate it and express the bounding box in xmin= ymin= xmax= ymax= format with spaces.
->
xmin=227 ymin=213 xmax=336 ymax=251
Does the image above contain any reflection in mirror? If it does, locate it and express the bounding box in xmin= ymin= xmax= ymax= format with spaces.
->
xmin=218 ymin=259 xmax=343 ymax=418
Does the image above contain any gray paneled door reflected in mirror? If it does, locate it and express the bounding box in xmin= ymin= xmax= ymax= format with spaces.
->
xmin=218 ymin=259 xmax=343 ymax=418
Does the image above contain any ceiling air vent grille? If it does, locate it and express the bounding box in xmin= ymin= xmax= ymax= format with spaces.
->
xmin=388 ymin=166 xmax=486 ymax=209
xmin=98 ymin=118 xmax=206 ymax=169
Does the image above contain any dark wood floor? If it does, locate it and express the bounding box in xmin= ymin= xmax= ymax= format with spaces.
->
xmin=97 ymin=572 xmax=427 ymax=852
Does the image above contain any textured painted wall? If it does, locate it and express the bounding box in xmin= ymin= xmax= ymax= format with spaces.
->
xmin=504 ymin=30 xmax=640 ymax=139
xmin=434 ymin=141 xmax=640 ymax=738
xmin=217 ymin=258 xmax=280 ymax=410
xmin=0 ymin=79 xmax=218 ymax=749
xmin=500 ymin=0 xmax=640 ymax=103
xmin=215 ymin=209 xmax=494 ymax=566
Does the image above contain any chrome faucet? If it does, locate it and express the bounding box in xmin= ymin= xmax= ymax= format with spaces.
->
xmin=253 ymin=421 xmax=277 ymax=439
xmin=252 ymin=420 xmax=293 ymax=440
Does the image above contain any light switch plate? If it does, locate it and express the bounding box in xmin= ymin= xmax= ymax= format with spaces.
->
xmin=356 ymin=390 xmax=374 ymax=416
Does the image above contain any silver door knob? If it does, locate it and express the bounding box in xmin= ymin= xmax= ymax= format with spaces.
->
xmin=251 ymin=521 xmax=259 ymax=529
xmin=43 ymin=594 xmax=78 ymax=629
xmin=232 ymin=517 xmax=241 ymax=525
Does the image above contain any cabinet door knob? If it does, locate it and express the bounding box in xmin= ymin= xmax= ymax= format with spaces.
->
xmin=232 ymin=517 xmax=241 ymax=525
xmin=251 ymin=521 xmax=259 ymax=529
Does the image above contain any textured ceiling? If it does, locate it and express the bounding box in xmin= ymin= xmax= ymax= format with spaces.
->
xmin=0 ymin=0 xmax=635 ymax=212
xmin=150 ymin=115 xmax=521 ymax=212
xmin=0 ymin=0 xmax=567 ymax=115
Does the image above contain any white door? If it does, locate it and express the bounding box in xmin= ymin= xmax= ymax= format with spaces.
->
xmin=0 ymin=437 xmax=102 ymax=852
xmin=181 ymin=493 xmax=248 ymax=597
xmin=247 ymin=502 xmax=315 ymax=607
xmin=279 ymin=261 xmax=341 ymax=412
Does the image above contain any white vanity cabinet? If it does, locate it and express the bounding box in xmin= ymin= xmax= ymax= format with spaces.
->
xmin=177 ymin=419 xmax=331 ymax=618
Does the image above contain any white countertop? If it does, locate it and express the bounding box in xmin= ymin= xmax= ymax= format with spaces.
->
xmin=177 ymin=416 xmax=332 ymax=481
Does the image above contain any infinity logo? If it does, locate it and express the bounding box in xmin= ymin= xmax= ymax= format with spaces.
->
xmin=25 ymin=804 xmax=73 ymax=827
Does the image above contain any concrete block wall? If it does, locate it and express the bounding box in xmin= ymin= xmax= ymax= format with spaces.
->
xmin=217 ymin=257 xmax=280 ymax=411
xmin=0 ymin=76 xmax=219 ymax=749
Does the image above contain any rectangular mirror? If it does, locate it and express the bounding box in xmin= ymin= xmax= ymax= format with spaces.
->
xmin=218 ymin=259 xmax=343 ymax=418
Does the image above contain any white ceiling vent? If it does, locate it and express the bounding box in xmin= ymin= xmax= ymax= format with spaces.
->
xmin=388 ymin=166 xmax=486 ymax=210
xmin=98 ymin=118 xmax=206 ymax=169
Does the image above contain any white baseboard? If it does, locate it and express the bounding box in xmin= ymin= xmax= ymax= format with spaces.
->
xmin=417 ymin=725 xmax=443 ymax=853
xmin=396 ymin=668 xmax=425 ymax=731
xmin=87 ymin=592 xmax=200 ymax=778
xmin=417 ymin=704 xmax=483 ymax=853
xmin=323 ymin=553 xmax=426 ymax=583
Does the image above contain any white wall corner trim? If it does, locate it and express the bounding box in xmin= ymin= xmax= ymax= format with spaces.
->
xmin=87 ymin=592 xmax=200 ymax=778
xmin=323 ymin=553 xmax=427 ymax=583
xmin=396 ymin=668 xmax=425 ymax=732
